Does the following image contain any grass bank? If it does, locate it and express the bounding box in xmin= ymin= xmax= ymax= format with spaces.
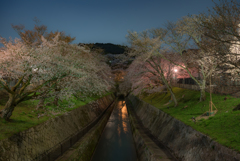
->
xmin=141 ymin=87 xmax=240 ymax=152
xmin=0 ymin=91 xmax=112 ymax=141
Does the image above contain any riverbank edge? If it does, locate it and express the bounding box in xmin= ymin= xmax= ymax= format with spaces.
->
xmin=127 ymin=94 xmax=240 ymax=161
xmin=55 ymin=99 xmax=117 ymax=161
xmin=126 ymin=98 xmax=178 ymax=161
xmin=0 ymin=94 xmax=115 ymax=161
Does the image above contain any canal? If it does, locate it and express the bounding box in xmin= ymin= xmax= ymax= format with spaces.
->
xmin=91 ymin=100 xmax=137 ymax=161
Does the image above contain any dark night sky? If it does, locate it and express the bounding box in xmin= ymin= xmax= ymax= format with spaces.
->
xmin=0 ymin=0 xmax=217 ymax=47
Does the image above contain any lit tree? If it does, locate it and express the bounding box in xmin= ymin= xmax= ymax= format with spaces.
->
xmin=194 ymin=0 xmax=240 ymax=81
xmin=0 ymin=33 xmax=112 ymax=121
xmin=123 ymin=37 xmax=178 ymax=106
xmin=9 ymin=18 xmax=77 ymax=108
xmin=163 ymin=17 xmax=220 ymax=101
xmin=127 ymin=16 xmax=222 ymax=102
xmin=123 ymin=56 xmax=167 ymax=95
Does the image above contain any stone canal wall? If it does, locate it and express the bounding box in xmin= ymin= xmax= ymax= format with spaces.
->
xmin=126 ymin=99 xmax=176 ymax=161
xmin=127 ymin=95 xmax=240 ymax=161
xmin=56 ymin=99 xmax=117 ymax=161
xmin=0 ymin=94 xmax=115 ymax=161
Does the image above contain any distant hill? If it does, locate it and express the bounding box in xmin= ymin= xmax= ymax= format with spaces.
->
xmin=78 ymin=43 xmax=129 ymax=54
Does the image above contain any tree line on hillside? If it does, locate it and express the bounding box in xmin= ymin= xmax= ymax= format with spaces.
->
xmin=121 ymin=0 xmax=240 ymax=107
xmin=79 ymin=43 xmax=129 ymax=55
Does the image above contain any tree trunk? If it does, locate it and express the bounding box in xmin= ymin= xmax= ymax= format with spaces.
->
xmin=163 ymin=79 xmax=178 ymax=107
xmin=53 ymin=89 xmax=60 ymax=106
xmin=53 ymin=85 xmax=60 ymax=106
xmin=199 ymin=80 xmax=206 ymax=102
xmin=168 ymin=86 xmax=178 ymax=107
xmin=53 ymin=95 xmax=59 ymax=106
xmin=1 ymin=95 xmax=16 ymax=121
xmin=147 ymin=58 xmax=178 ymax=107
xmin=160 ymin=72 xmax=178 ymax=107
xmin=36 ymin=97 xmax=45 ymax=110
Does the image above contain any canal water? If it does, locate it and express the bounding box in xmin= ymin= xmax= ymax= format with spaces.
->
xmin=91 ymin=100 xmax=137 ymax=161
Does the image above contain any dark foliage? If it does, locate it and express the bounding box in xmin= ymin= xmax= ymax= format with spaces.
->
xmin=78 ymin=43 xmax=129 ymax=55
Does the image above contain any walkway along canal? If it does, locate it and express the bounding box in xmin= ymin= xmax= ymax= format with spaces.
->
xmin=91 ymin=100 xmax=138 ymax=161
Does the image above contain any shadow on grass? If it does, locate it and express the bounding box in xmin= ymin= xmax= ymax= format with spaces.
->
xmin=0 ymin=118 xmax=28 ymax=124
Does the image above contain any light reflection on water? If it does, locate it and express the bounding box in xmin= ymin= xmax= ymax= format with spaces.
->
xmin=91 ymin=100 xmax=137 ymax=161
xmin=121 ymin=101 xmax=128 ymax=134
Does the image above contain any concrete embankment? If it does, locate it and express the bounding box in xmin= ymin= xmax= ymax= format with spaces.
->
xmin=126 ymin=95 xmax=240 ymax=161
xmin=0 ymin=94 xmax=115 ymax=161
xmin=56 ymin=98 xmax=117 ymax=161
xmin=126 ymin=98 xmax=178 ymax=161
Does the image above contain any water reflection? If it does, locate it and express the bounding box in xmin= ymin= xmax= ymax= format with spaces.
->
xmin=91 ymin=100 xmax=137 ymax=161
xmin=121 ymin=101 xmax=128 ymax=134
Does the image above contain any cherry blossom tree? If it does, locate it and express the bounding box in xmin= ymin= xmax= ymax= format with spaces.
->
xmin=123 ymin=57 xmax=166 ymax=95
xmin=122 ymin=43 xmax=178 ymax=106
xmin=163 ymin=18 xmax=221 ymax=101
xmin=127 ymin=16 xmax=222 ymax=102
xmin=193 ymin=0 xmax=240 ymax=82
xmin=11 ymin=17 xmax=75 ymax=47
xmin=126 ymin=0 xmax=240 ymax=103
xmin=0 ymin=33 xmax=113 ymax=121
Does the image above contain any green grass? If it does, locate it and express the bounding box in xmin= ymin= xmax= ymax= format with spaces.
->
xmin=141 ymin=87 xmax=240 ymax=152
xmin=0 ymin=91 xmax=113 ymax=140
